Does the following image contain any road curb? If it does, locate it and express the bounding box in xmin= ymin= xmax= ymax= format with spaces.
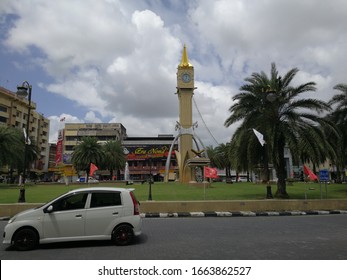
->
xmin=141 ymin=209 xmax=347 ymax=218
xmin=2 ymin=210 xmax=346 ymax=221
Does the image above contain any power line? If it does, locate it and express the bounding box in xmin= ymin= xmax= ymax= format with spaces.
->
xmin=193 ymin=96 xmax=219 ymax=146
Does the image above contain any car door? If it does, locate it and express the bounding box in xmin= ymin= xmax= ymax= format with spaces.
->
xmin=42 ymin=192 xmax=88 ymax=240
xmin=84 ymin=191 xmax=124 ymax=237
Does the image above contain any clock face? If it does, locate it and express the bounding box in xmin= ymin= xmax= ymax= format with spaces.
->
xmin=182 ymin=73 xmax=191 ymax=83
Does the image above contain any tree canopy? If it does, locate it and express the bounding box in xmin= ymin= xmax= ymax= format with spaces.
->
xmin=225 ymin=63 xmax=337 ymax=197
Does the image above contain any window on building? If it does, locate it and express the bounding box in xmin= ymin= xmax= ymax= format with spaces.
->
xmin=0 ymin=116 xmax=7 ymax=123
xmin=0 ymin=105 xmax=7 ymax=112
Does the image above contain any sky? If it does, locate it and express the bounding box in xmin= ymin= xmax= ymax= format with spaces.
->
xmin=1 ymin=0 xmax=346 ymax=147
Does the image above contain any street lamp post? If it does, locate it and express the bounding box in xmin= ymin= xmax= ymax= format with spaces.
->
xmin=261 ymin=86 xmax=276 ymax=199
xmin=148 ymin=155 xmax=153 ymax=201
xmin=16 ymin=81 xmax=32 ymax=203
xmin=263 ymin=140 xmax=273 ymax=199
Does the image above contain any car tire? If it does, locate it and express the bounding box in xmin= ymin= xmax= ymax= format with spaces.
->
xmin=12 ymin=228 xmax=39 ymax=251
xmin=112 ymin=224 xmax=134 ymax=246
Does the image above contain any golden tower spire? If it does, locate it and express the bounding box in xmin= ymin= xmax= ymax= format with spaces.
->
xmin=178 ymin=44 xmax=193 ymax=68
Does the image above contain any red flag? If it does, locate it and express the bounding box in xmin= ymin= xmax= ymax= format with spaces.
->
xmin=303 ymin=165 xmax=318 ymax=181
xmin=204 ymin=167 xmax=218 ymax=179
xmin=90 ymin=163 xmax=98 ymax=176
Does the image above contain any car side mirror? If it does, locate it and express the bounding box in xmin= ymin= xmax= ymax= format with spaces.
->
xmin=44 ymin=205 xmax=54 ymax=213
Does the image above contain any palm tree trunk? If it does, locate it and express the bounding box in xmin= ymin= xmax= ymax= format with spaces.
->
xmin=274 ymin=137 xmax=289 ymax=198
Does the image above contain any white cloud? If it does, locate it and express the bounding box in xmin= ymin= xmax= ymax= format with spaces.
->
xmin=84 ymin=111 xmax=102 ymax=123
xmin=2 ymin=0 xmax=347 ymax=147
xmin=48 ymin=114 xmax=82 ymax=143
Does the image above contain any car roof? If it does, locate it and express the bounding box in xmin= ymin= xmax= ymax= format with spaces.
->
xmin=68 ymin=187 xmax=134 ymax=193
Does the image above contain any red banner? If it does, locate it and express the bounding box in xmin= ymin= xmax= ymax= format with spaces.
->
xmin=303 ymin=165 xmax=318 ymax=181
xmin=90 ymin=163 xmax=99 ymax=176
xmin=55 ymin=139 xmax=63 ymax=164
xmin=204 ymin=166 xmax=218 ymax=179
xmin=55 ymin=129 xmax=64 ymax=165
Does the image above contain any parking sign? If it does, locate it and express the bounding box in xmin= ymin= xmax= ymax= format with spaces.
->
xmin=319 ymin=169 xmax=329 ymax=182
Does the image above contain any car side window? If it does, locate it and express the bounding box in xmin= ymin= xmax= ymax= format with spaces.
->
xmin=90 ymin=192 xmax=122 ymax=208
xmin=52 ymin=193 xmax=88 ymax=211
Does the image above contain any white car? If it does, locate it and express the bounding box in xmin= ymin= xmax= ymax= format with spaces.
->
xmin=76 ymin=177 xmax=99 ymax=183
xmin=2 ymin=187 xmax=142 ymax=250
xmin=238 ymin=177 xmax=248 ymax=182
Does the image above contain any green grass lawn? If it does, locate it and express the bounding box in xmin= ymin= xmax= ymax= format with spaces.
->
xmin=0 ymin=181 xmax=347 ymax=203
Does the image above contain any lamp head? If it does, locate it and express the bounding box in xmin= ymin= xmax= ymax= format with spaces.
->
xmin=16 ymin=81 xmax=31 ymax=98
xmin=266 ymin=92 xmax=277 ymax=102
xmin=16 ymin=86 xmax=29 ymax=98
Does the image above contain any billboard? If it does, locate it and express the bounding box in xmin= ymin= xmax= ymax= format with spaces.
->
xmin=124 ymin=144 xmax=177 ymax=160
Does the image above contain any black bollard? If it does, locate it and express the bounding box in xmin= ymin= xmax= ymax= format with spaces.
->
xmin=266 ymin=186 xmax=273 ymax=199
xmin=18 ymin=187 xmax=26 ymax=203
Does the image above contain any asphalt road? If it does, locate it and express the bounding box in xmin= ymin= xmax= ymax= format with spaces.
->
xmin=1 ymin=215 xmax=347 ymax=260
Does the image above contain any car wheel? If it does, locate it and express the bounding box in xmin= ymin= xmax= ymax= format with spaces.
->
xmin=112 ymin=224 xmax=134 ymax=246
xmin=12 ymin=228 xmax=39 ymax=251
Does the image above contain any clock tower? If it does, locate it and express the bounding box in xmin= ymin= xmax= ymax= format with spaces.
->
xmin=176 ymin=45 xmax=195 ymax=183
xmin=164 ymin=45 xmax=210 ymax=184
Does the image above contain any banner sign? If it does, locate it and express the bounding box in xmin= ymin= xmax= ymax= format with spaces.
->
xmin=124 ymin=145 xmax=177 ymax=160
xmin=55 ymin=129 xmax=64 ymax=164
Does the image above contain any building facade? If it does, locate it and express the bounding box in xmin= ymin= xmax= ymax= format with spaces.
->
xmin=60 ymin=123 xmax=127 ymax=165
xmin=0 ymin=86 xmax=50 ymax=175
xmin=123 ymin=135 xmax=177 ymax=181
xmin=56 ymin=123 xmax=177 ymax=181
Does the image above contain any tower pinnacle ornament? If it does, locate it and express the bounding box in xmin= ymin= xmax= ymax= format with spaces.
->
xmin=178 ymin=44 xmax=193 ymax=68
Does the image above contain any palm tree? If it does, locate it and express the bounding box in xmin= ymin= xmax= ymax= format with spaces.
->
xmin=24 ymin=137 xmax=40 ymax=181
xmin=328 ymin=83 xmax=347 ymax=182
xmin=71 ymin=136 xmax=104 ymax=182
xmin=215 ymin=143 xmax=233 ymax=179
xmin=206 ymin=146 xmax=222 ymax=169
xmin=228 ymin=125 xmax=261 ymax=182
xmin=0 ymin=126 xmax=24 ymax=182
xmin=102 ymin=140 xmax=126 ymax=180
xmin=225 ymin=63 xmax=336 ymax=198
xmin=0 ymin=126 xmax=24 ymax=168
xmin=206 ymin=144 xmax=233 ymax=180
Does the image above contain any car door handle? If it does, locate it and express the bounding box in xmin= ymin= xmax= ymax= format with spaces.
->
xmin=112 ymin=212 xmax=119 ymax=215
xmin=75 ymin=214 xmax=83 ymax=218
